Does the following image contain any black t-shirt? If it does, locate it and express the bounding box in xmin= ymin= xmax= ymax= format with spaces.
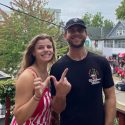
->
xmin=50 ymin=52 xmax=114 ymax=125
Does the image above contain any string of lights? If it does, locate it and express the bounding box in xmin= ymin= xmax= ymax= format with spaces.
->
xmin=0 ymin=2 xmax=63 ymax=28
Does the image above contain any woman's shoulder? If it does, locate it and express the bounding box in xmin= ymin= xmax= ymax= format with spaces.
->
xmin=16 ymin=68 xmax=35 ymax=87
xmin=19 ymin=68 xmax=34 ymax=79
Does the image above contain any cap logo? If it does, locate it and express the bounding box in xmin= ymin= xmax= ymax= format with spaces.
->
xmin=73 ymin=18 xmax=79 ymax=22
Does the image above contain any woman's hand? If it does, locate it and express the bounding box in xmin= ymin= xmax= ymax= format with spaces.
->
xmin=33 ymin=76 xmax=51 ymax=98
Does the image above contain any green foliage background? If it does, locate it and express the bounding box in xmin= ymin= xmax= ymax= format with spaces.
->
xmin=0 ymin=0 xmax=61 ymax=76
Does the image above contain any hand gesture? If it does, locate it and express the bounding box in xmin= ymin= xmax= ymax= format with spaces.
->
xmin=51 ymin=68 xmax=71 ymax=97
xmin=33 ymin=76 xmax=51 ymax=97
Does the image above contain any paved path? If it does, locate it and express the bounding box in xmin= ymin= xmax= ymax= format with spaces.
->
xmin=113 ymin=75 xmax=125 ymax=113
xmin=113 ymin=75 xmax=121 ymax=83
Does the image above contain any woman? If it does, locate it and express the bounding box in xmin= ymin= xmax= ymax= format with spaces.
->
xmin=11 ymin=34 xmax=56 ymax=125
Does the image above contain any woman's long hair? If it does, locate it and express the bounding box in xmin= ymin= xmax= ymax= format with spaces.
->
xmin=17 ymin=34 xmax=56 ymax=77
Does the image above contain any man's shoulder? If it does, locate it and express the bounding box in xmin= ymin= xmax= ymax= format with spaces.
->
xmin=51 ymin=55 xmax=67 ymax=68
xmin=88 ymin=51 xmax=107 ymax=62
xmin=50 ymin=55 xmax=68 ymax=75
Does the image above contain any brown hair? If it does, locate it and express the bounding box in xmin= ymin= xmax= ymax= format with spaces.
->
xmin=17 ymin=34 xmax=56 ymax=76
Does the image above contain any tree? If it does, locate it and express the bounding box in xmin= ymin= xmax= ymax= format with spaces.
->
xmin=116 ymin=0 xmax=125 ymax=20
xmin=82 ymin=12 xmax=113 ymax=28
xmin=91 ymin=12 xmax=104 ymax=27
xmin=103 ymin=19 xmax=113 ymax=28
xmin=82 ymin=12 xmax=92 ymax=26
xmin=0 ymin=0 xmax=60 ymax=75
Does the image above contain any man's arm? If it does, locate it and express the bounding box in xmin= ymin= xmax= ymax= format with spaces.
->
xmin=52 ymin=95 xmax=66 ymax=113
xmin=103 ymin=86 xmax=116 ymax=125
xmin=51 ymin=68 xmax=71 ymax=113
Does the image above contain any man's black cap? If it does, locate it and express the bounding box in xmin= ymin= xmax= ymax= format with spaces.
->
xmin=64 ymin=18 xmax=86 ymax=30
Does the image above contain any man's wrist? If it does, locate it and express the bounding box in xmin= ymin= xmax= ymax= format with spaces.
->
xmin=55 ymin=94 xmax=66 ymax=99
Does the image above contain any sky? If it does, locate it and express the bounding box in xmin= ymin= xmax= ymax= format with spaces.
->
xmin=0 ymin=0 xmax=122 ymax=23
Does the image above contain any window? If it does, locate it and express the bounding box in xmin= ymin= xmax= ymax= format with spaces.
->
xmin=116 ymin=27 xmax=125 ymax=36
xmin=123 ymin=30 xmax=125 ymax=35
xmin=104 ymin=40 xmax=113 ymax=48
xmin=114 ymin=40 xmax=125 ymax=48
xmin=94 ymin=40 xmax=98 ymax=47
xmin=116 ymin=30 xmax=122 ymax=36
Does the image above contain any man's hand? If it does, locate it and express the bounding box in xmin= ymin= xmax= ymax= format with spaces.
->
xmin=51 ymin=68 xmax=71 ymax=97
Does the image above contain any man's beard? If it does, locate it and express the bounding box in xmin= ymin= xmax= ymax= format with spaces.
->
xmin=68 ymin=40 xmax=85 ymax=48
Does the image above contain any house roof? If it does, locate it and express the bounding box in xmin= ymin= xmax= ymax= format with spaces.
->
xmin=87 ymin=20 xmax=125 ymax=40
xmin=121 ymin=20 xmax=125 ymax=26
xmin=87 ymin=27 xmax=112 ymax=40
xmin=106 ymin=20 xmax=125 ymax=39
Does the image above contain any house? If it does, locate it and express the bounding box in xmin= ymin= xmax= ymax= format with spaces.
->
xmin=47 ymin=8 xmax=61 ymax=23
xmin=87 ymin=21 xmax=125 ymax=57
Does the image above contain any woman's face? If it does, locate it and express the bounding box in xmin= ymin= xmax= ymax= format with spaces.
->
xmin=33 ymin=39 xmax=54 ymax=63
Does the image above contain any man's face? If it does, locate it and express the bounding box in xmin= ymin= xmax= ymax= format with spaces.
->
xmin=64 ymin=25 xmax=87 ymax=48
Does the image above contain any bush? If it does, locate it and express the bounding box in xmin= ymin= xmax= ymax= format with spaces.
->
xmin=0 ymin=79 xmax=15 ymax=105
xmin=0 ymin=79 xmax=15 ymax=123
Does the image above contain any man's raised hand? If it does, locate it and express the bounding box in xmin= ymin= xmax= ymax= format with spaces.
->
xmin=51 ymin=68 xmax=71 ymax=97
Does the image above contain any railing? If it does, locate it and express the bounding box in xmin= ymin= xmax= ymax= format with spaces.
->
xmin=0 ymin=96 xmax=11 ymax=125
xmin=0 ymin=79 xmax=15 ymax=125
xmin=1 ymin=93 xmax=125 ymax=125
xmin=117 ymin=111 xmax=125 ymax=125
xmin=5 ymin=96 xmax=10 ymax=125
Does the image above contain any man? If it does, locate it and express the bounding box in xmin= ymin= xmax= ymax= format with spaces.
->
xmin=51 ymin=18 xmax=116 ymax=125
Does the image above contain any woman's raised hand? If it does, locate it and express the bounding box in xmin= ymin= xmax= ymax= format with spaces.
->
xmin=33 ymin=76 xmax=51 ymax=97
